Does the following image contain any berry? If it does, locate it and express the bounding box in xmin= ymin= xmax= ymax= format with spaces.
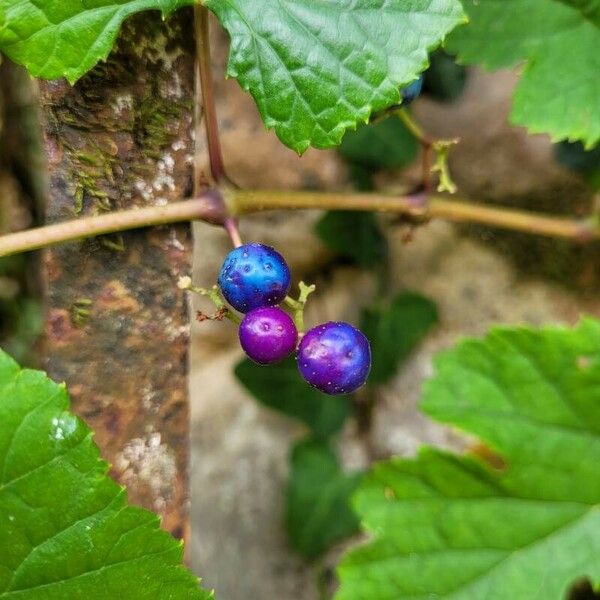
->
xmin=297 ymin=322 xmax=371 ymax=395
xmin=218 ymin=243 xmax=291 ymax=313
xmin=401 ymin=75 xmax=423 ymax=105
xmin=239 ymin=307 xmax=298 ymax=365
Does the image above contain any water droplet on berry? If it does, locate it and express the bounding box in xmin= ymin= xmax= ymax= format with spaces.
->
xmin=244 ymin=265 xmax=251 ymax=273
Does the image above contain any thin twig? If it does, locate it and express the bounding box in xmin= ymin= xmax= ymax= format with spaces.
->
xmin=178 ymin=279 xmax=241 ymax=324
xmin=0 ymin=188 xmax=597 ymax=258
xmin=397 ymin=108 xmax=433 ymax=146
xmin=0 ymin=192 xmax=226 ymax=257
xmin=224 ymin=217 xmax=243 ymax=248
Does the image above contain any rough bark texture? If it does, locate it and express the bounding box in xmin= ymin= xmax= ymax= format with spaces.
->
xmin=39 ymin=12 xmax=195 ymax=541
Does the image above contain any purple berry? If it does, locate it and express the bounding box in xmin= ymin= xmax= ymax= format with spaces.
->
xmin=239 ymin=307 xmax=298 ymax=365
xmin=218 ymin=243 xmax=291 ymax=313
xmin=297 ymin=322 xmax=371 ymax=395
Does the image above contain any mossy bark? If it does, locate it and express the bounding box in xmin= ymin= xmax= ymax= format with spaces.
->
xmin=39 ymin=11 xmax=195 ymax=542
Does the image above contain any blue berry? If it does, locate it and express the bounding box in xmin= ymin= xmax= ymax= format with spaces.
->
xmin=297 ymin=322 xmax=371 ymax=395
xmin=239 ymin=307 xmax=298 ymax=365
xmin=401 ymin=76 xmax=424 ymax=105
xmin=218 ymin=243 xmax=291 ymax=313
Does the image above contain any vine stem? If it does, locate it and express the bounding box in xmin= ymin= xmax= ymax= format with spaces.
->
xmin=397 ymin=108 xmax=434 ymax=193
xmin=228 ymin=190 xmax=599 ymax=241
xmin=178 ymin=279 xmax=241 ymax=324
xmin=284 ymin=282 xmax=316 ymax=333
xmin=0 ymin=192 xmax=226 ymax=257
xmin=397 ymin=108 xmax=433 ymax=146
xmin=194 ymin=4 xmax=243 ymax=249
xmin=0 ymin=189 xmax=597 ymax=258
xmin=195 ymin=5 xmax=225 ymax=184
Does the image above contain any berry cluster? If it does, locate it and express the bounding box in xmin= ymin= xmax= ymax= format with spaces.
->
xmin=217 ymin=243 xmax=371 ymax=395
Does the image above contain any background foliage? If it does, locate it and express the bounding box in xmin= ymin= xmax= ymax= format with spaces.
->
xmin=337 ymin=319 xmax=600 ymax=600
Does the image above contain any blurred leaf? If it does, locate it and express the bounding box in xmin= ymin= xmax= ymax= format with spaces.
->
xmin=235 ymin=357 xmax=350 ymax=438
xmin=336 ymin=319 xmax=600 ymax=600
xmin=346 ymin=164 xmax=375 ymax=192
xmin=0 ymin=256 xmax=26 ymax=277
xmin=361 ymin=292 xmax=438 ymax=384
xmin=423 ymin=49 xmax=468 ymax=102
xmin=0 ymin=257 xmax=42 ymax=365
xmin=338 ymin=117 xmax=418 ymax=170
xmin=286 ymin=438 xmax=362 ymax=558
xmin=0 ymin=348 xmax=212 ymax=599
xmin=447 ymin=0 xmax=600 ymax=148
xmin=315 ymin=211 xmax=388 ymax=268
xmin=3 ymin=298 xmax=42 ymax=364
xmin=554 ymin=140 xmax=600 ymax=173
xmin=587 ymin=169 xmax=600 ymax=191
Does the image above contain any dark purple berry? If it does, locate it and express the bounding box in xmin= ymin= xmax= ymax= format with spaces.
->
xmin=239 ymin=307 xmax=298 ymax=365
xmin=297 ymin=322 xmax=371 ymax=395
xmin=218 ymin=243 xmax=291 ymax=313
xmin=401 ymin=75 xmax=424 ymax=106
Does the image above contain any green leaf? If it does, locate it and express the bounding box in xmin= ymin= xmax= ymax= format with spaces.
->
xmin=205 ymin=0 xmax=466 ymax=153
xmin=0 ymin=348 xmax=212 ymax=599
xmin=360 ymin=292 xmax=438 ymax=385
xmin=235 ymin=357 xmax=350 ymax=438
xmin=286 ymin=438 xmax=362 ymax=558
xmin=315 ymin=211 xmax=388 ymax=268
xmin=336 ymin=318 xmax=600 ymax=600
xmin=338 ymin=117 xmax=418 ymax=170
xmin=556 ymin=0 xmax=600 ymax=27
xmin=0 ymin=0 xmax=192 ymax=83
xmin=447 ymin=0 xmax=600 ymax=148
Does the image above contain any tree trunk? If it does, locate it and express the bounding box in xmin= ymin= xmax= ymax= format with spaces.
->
xmin=39 ymin=11 xmax=195 ymax=542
